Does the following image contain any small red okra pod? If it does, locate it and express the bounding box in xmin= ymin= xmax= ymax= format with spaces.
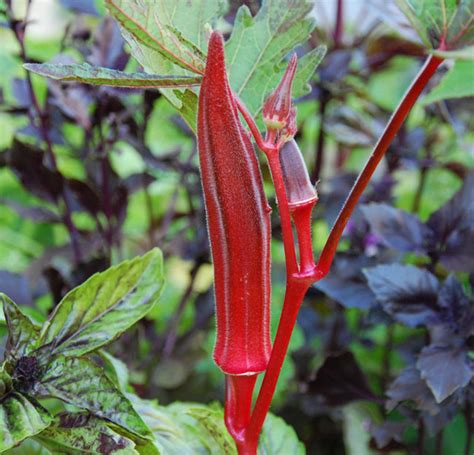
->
xmin=280 ymin=139 xmax=317 ymax=273
xmin=262 ymin=53 xmax=298 ymax=131
xmin=197 ymin=32 xmax=272 ymax=375
xmin=280 ymin=139 xmax=317 ymax=209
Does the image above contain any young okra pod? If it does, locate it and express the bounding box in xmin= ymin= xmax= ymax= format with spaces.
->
xmin=197 ymin=32 xmax=272 ymax=375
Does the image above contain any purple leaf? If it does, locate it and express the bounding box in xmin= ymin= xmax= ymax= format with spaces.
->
xmin=361 ymin=203 xmax=431 ymax=253
xmin=364 ymin=264 xmax=440 ymax=327
xmin=386 ymin=366 xmax=439 ymax=413
xmin=417 ymin=344 xmax=473 ymax=403
xmin=308 ymin=351 xmax=378 ymax=406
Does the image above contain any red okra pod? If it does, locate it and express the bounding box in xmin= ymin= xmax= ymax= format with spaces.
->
xmin=197 ymin=32 xmax=272 ymax=375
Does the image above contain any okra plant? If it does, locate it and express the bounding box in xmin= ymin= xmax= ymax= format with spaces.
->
xmin=1 ymin=0 xmax=473 ymax=453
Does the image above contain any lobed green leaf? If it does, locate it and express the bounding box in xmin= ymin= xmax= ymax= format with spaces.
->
xmin=105 ymin=0 xmax=225 ymax=131
xmin=395 ymin=0 xmax=474 ymax=52
xmin=226 ymin=0 xmax=325 ymax=117
xmin=423 ymin=59 xmax=474 ymax=103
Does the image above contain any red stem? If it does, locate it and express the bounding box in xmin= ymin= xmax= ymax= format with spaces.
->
xmin=225 ymin=374 xmax=258 ymax=453
xmin=234 ymin=52 xmax=443 ymax=452
xmin=333 ymin=0 xmax=344 ymax=48
xmin=8 ymin=4 xmax=82 ymax=264
xmin=235 ymin=97 xmax=268 ymax=152
xmin=315 ymin=53 xmax=443 ymax=277
xmin=266 ymin=149 xmax=299 ymax=275
xmin=244 ymin=281 xmax=309 ymax=447
xmin=291 ymin=201 xmax=316 ymax=274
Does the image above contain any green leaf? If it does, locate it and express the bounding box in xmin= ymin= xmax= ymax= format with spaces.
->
xmin=38 ymin=248 xmax=164 ymax=359
xmin=98 ymin=350 xmax=130 ymax=393
xmin=0 ymin=364 xmax=13 ymax=399
xmin=396 ymin=0 xmax=474 ymax=52
xmin=128 ymin=397 xmax=236 ymax=455
xmin=423 ymin=59 xmax=474 ymax=103
xmin=0 ymin=393 xmax=52 ymax=452
xmin=36 ymin=412 xmax=138 ymax=454
xmin=104 ymin=0 xmax=208 ymax=74
xmin=226 ymin=0 xmax=324 ymax=117
xmin=129 ymin=397 xmax=305 ymax=455
xmin=1 ymin=293 xmax=40 ymax=362
xmin=5 ymin=438 xmax=51 ymax=455
xmin=36 ymin=356 xmax=151 ymax=440
xmin=259 ymin=412 xmax=305 ymax=455
xmin=24 ymin=63 xmax=202 ymax=88
xmin=105 ymin=0 xmax=225 ymax=131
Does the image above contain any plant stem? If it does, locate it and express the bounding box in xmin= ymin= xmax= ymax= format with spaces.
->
xmin=245 ymin=280 xmax=309 ymax=448
xmin=291 ymin=201 xmax=316 ymax=273
xmin=412 ymin=165 xmax=428 ymax=213
xmin=333 ymin=0 xmax=344 ymax=48
xmin=412 ymin=142 xmax=432 ymax=213
xmin=380 ymin=324 xmax=394 ymax=393
xmin=225 ymin=374 xmax=258 ymax=453
xmin=266 ymin=149 xmax=299 ymax=275
xmin=8 ymin=5 xmax=82 ymax=264
xmin=465 ymin=402 xmax=473 ymax=455
xmin=236 ymin=52 xmax=443 ymax=452
xmin=418 ymin=418 xmax=425 ymax=455
xmin=96 ymin=102 xmax=114 ymax=253
xmin=435 ymin=430 xmax=444 ymax=455
xmin=315 ymin=53 xmax=443 ymax=277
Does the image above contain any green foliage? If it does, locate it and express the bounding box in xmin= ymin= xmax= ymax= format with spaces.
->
xmin=129 ymin=396 xmax=305 ymax=455
xmin=258 ymin=413 xmax=306 ymax=455
xmin=226 ymin=0 xmax=326 ymax=117
xmin=26 ymin=0 xmax=325 ymax=132
xmin=104 ymin=0 xmax=208 ymax=74
xmin=2 ymin=295 xmax=40 ymax=362
xmin=129 ymin=396 xmax=236 ymax=454
xmin=3 ymin=0 xmax=473 ymax=453
xmin=0 ymin=393 xmax=52 ymax=452
xmin=37 ymin=248 xmax=164 ymax=360
xmin=396 ymin=0 xmax=474 ymax=53
xmin=24 ymin=63 xmax=202 ymax=89
xmin=36 ymin=355 xmax=151 ymax=439
xmin=423 ymin=60 xmax=474 ymax=103
xmin=36 ymin=413 xmax=137 ymax=454
xmin=0 ymin=250 xmax=164 ymax=453
xmin=0 ymin=247 xmax=304 ymax=453
xmin=104 ymin=0 xmax=223 ymax=129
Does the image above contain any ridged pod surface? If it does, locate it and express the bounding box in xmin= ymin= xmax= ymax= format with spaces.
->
xmin=197 ymin=32 xmax=272 ymax=375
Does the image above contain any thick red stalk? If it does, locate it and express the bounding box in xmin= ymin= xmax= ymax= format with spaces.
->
xmin=315 ymin=54 xmax=443 ymax=277
xmin=225 ymin=374 xmax=257 ymax=452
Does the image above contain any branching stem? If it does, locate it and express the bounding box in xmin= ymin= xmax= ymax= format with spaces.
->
xmin=232 ymin=52 xmax=443 ymax=454
xmin=314 ymin=54 xmax=443 ymax=277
